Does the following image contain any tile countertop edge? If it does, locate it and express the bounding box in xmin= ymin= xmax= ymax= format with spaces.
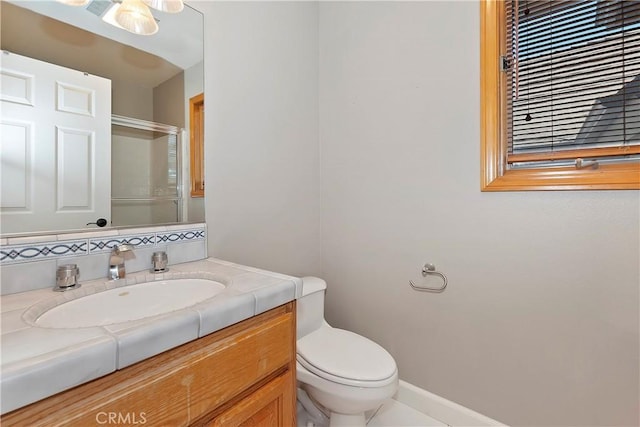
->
xmin=1 ymin=335 xmax=118 ymax=414
xmin=0 ymin=257 xmax=301 ymax=415
xmin=204 ymin=257 xmax=304 ymax=298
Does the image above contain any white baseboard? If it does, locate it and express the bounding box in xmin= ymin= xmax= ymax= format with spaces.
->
xmin=394 ymin=380 xmax=507 ymax=427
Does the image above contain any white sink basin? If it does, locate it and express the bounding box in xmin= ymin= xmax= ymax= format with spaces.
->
xmin=36 ymin=279 xmax=226 ymax=328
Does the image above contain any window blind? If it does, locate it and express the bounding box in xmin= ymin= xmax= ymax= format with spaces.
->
xmin=505 ymin=0 xmax=640 ymax=167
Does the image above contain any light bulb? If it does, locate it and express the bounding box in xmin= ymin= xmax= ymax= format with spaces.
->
xmin=142 ymin=0 xmax=184 ymax=14
xmin=56 ymin=0 xmax=90 ymax=5
xmin=115 ymin=0 xmax=159 ymax=36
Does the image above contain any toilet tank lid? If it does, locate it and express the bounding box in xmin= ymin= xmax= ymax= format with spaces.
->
xmin=301 ymin=276 xmax=327 ymax=296
xmin=297 ymin=327 xmax=397 ymax=383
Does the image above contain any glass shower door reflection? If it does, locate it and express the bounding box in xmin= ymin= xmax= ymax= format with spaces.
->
xmin=111 ymin=117 xmax=182 ymax=227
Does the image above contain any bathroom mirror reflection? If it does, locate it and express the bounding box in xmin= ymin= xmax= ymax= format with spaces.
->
xmin=0 ymin=0 xmax=205 ymax=236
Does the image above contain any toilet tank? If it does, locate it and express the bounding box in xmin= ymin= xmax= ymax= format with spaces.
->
xmin=297 ymin=277 xmax=327 ymax=340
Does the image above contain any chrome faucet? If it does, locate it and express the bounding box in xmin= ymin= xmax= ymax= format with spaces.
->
xmin=109 ymin=243 xmax=135 ymax=280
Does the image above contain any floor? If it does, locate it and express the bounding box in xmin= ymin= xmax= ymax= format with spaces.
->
xmin=297 ymin=398 xmax=447 ymax=427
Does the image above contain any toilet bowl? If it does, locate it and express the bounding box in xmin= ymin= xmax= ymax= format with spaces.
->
xmin=297 ymin=277 xmax=399 ymax=427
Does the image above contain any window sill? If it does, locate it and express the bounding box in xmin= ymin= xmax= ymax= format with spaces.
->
xmin=481 ymin=162 xmax=640 ymax=191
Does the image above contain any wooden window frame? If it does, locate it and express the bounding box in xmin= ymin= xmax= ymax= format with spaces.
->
xmin=480 ymin=0 xmax=640 ymax=191
xmin=189 ymin=93 xmax=205 ymax=197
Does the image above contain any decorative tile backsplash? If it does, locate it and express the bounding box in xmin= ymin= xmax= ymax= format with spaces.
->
xmin=1 ymin=240 xmax=88 ymax=263
xmin=156 ymin=229 xmax=206 ymax=244
xmin=88 ymin=234 xmax=157 ymax=254
xmin=1 ymin=225 xmax=205 ymax=264
xmin=0 ymin=223 xmax=207 ymax=295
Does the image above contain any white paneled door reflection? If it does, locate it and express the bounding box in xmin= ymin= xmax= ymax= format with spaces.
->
xmin=0 ymin=52 xmax=111 ymax=233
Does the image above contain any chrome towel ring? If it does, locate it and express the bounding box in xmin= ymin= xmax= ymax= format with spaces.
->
xmin=409 ymin=263 xmax=448 ymax=292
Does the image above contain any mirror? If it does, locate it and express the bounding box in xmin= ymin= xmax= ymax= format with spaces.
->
xmin=0 ymin=0 xmax=204 ymax=236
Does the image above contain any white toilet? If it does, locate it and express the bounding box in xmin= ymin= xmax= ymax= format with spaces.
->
xmin=296 ymin=277 xmax=398 ymax=427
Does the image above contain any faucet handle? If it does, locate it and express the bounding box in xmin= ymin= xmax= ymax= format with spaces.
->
xmin=54 ymin=264 xmax=81 ymax=291
xmin=151 ymin=251 xmax=168 ymax=273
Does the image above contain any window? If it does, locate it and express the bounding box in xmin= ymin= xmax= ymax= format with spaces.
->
xmin=480 ymin=0 xmax=640 ymax=190
xmin=189 ymin=93 xmax=204 ymax=197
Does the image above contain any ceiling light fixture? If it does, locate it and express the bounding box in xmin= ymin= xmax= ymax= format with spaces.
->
xmin=57 ymin=0 xmax=185 ymax=36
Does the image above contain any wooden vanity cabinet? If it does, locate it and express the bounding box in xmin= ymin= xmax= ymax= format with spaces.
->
xmin=2 ymin=302 xmax=297 ymax=427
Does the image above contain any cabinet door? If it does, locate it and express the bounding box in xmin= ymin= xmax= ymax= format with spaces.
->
xmin=208 ymin=371 xmax=295 ymax=427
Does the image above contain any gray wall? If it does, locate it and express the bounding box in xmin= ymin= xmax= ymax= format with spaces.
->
xmin=112 ymin=79 xmax=153 ymax=120
xmin=201 ymin=1 xmax=322 ymax=278
xmin=154 ymin=72 xmax=185 ymax=128
xmin=319 ymin=3 xmax=639 ymax=425
xmin=199 ymin=1 xmax=640 ymax=425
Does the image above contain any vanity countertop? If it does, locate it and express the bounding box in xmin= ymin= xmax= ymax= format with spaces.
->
xmin=0 ymin=257 xmax=302 ymax=414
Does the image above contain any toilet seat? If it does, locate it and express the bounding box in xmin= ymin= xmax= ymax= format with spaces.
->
xmin=297 ymin=326 xmax=397 ymax=388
